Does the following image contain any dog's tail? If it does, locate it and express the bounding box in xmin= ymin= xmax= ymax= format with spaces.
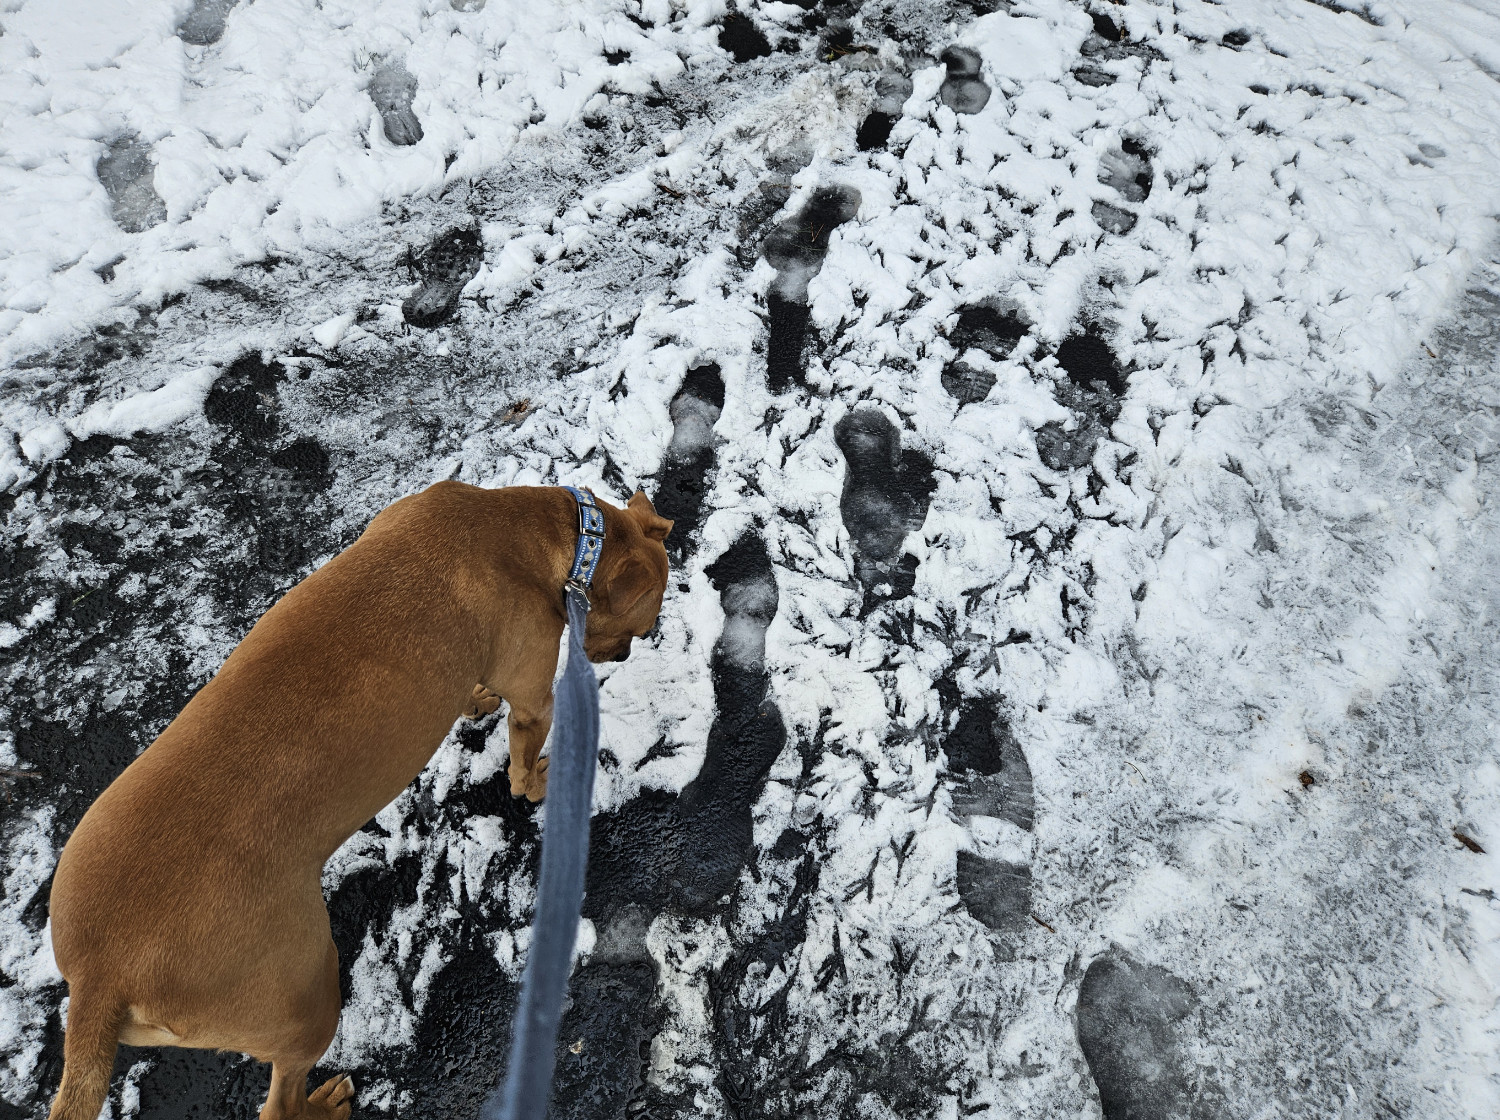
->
xmin=47 ymin=985 xmax=122 ymax=1120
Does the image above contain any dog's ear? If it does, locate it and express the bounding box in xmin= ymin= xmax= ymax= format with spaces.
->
xmin=627 ymin=490 xmax=673 ymax=542
xmin=600 ymin=554 xmax=656 ymax=616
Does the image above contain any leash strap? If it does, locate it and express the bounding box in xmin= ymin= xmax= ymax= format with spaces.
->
xmin=482 ymin=491 xmax=603 ymax=1120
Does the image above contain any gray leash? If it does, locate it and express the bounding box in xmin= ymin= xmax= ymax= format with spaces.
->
xmin=482 ymin=584 xmax=600 ymax=1120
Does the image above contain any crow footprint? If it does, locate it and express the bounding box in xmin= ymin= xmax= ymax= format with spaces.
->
xmin=834 ymin=409 xmax=935 ymax=608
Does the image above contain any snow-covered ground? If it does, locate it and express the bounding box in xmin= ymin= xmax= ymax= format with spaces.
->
xmin=3 ymin=0 xmax=1500 ymax=1117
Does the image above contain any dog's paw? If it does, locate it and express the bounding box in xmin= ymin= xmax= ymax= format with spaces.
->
xmin=465 ymin=683 xmax=502 ymax=720
xmin=524 ymin=757 xmax=549 ymax=802
xmin=306 ymin=1074 xmax=354 ymax=1120
xmin=510 ymin=755 xmax=548 ymax=802
xmin=509 ymin=755 xmax=540 ymax=797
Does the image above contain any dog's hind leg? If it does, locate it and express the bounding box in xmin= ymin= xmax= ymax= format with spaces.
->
xmin=46 ymin=985 xmax=123 ymax=1120
xmin=464 ymin=683 xmax=502 ymax=720
xmin=257 ymin=942 xmax=351 ymax=1120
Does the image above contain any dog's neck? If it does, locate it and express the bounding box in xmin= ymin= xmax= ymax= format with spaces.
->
xmin=459 ymin=485 xmax=621 ymax=623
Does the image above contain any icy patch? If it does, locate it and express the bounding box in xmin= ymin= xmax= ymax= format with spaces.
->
xmin=1076 ymin=951 xmax=1207 ymax=1120
xmin=368 ymin=60 xmax=424 ymax=148
xmin=938 ymin=46 xmax=992 ymax=115
xmin=175 ymin=0 xmax=238 ymax=46
xmin=401 ymin=227 xmax=483 ymax=329
xmin=96 ymin=137 xmax=167 ymax=234
xmin=857 ymin=71 xmax=913 ymax=152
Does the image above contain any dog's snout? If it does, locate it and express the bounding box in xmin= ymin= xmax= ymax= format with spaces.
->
xmin=612 ymin=648 xmax=630 ymax=662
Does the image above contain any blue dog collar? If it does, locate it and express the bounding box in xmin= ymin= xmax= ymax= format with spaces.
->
xmin=561 ymin=486 xmax=605 ymax=610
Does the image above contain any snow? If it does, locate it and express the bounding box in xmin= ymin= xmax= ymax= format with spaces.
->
xmin=3 ymin=0 xmax=1500 ymax=1117
xmin=311 ymin=313 xmax=358 ymax=350
xmin=67 ymin=367 xmax=218 ymax=443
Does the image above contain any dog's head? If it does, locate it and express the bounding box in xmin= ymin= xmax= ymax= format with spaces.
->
xmin=584 ymin=491 xmax=672 ymax=663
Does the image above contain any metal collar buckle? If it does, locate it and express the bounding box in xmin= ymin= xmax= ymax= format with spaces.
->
xmin=576 ymin=501 xmax=605 ymax=541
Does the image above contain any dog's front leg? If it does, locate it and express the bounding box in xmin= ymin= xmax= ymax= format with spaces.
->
xmin=496 ymin=618 xmax=562 ymax=802
xmin=507 ymin=689 xmax=554 ymax=802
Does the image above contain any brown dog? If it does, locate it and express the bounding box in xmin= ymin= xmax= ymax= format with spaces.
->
xmin=45 ymin=482 xmax=672 ymax=1120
